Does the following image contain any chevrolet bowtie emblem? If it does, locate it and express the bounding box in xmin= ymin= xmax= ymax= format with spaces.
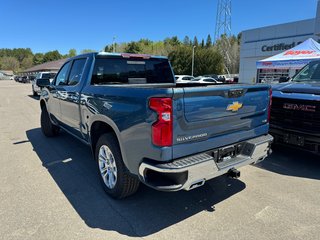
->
xmin=227 ymin=102 xmax=243 ymax=112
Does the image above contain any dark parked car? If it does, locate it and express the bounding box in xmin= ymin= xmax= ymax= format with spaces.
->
xmin=203 ymin=74 xmax=219 ymax=80
xmin=20 ymin=76 xmax=29 ymax=83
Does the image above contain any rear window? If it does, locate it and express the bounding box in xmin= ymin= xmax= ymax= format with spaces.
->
xmin=91 ymin=57 xmax=174 ymax=85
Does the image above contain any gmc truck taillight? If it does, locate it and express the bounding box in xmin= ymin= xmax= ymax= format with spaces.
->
xmin=268 ymin=88 xmax=272 ymax=122
xmin=149 ymin=98 xmax=173 ymax=147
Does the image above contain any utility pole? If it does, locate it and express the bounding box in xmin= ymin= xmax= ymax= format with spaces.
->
xmin=192 ymin=46 xmax=196 ymax=76
xmin=113 ymin=36 xmax=117 ymax=53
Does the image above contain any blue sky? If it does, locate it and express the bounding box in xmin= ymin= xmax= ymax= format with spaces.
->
xmin=0 ymin=0 xmax=318 ymax=54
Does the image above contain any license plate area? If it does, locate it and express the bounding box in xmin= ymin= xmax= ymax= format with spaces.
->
xmin=214 ymin=143 xmax=244 ymax=163
xmin=284 ymin=134 xmax=305 ymax=146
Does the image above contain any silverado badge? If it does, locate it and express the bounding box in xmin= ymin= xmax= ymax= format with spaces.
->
xmin=227 ymin=102 xmax=243 ymax=112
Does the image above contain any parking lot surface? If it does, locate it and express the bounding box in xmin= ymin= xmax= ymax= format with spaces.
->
xmin=0 ymin=80 xmax=319 ymax=240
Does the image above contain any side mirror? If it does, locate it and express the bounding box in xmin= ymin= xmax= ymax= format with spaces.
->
xmin=36 ymin=78 xmax=51 ymax=88
xmin=279 ymin=76 xmax=291 ymax=83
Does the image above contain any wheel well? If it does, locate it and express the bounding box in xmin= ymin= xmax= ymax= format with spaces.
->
xmin=90 ymin=121 xmax=118 ymax=152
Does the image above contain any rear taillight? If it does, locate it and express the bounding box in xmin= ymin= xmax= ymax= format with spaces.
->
xmin=149 ymin=98 xmax=173 ymax=147
xmin=268 ymin=88 xmax=272 ymax=122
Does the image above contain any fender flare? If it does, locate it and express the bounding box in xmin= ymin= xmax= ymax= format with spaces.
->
xmin=88 ymin=114 xmax=129 ymax=170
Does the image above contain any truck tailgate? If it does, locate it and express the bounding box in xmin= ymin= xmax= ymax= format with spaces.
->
xmin=172 ymin=84 xmax=270 ymax=158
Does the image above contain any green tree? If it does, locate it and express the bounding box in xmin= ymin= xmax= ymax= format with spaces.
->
xmin=183 ymin=36 xmax=191 ymax=45
xmin=105 ymin=44 xmax=118 ymax=53
xmin=215 ymin=35 xmax=240 ymax=74
xmin=0 ymin=49 xmax=11 ymax=58
xmin=20 ymin=56 xmax=33 ymax=69
xmin=104 ymin=45 xmax=112 ymax=52
xmin=170 ymin=36 xmax=180 ymax=46
xmin=12 ymin=48 xmax=33 ymax=63
xmin=139 ymin=38 xmax=152 ymax=46
xmin=124 ymin=42 xmax=141 ymax=53
xmin=164 ymin=36 xmax=181 ymax=46
xmin=193 ymin=36 xmax=199 ymax=46
xmin=201 ymin=39 xmax=205 ymax=48
xmin=237 ymin=32 xmax=242 ymax=45
xmin=193 ymin=47 xmax=224 ymax=76
xmin=33 ymin=53 xmax=44 ymax=65
xmin=0 ymin=48 xmax=33 ymax=68
xmin=169 ymin=45 xmax=224 ymax=76
xmin=0 ymin=57 xmax=20 ymax=71
xmin=81 ymin=49 xmax=96 ymax=54
xmin=43 ymin=50 xmax=62 ymax=62
xmin=168 ymin=46 xmax=192 ymax=75
xmin=206 ymin=34 xmax=212 ymax=48
xmin=68 ymin=49 xmax=77 ymax=57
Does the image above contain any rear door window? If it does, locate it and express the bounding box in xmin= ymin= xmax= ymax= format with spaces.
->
xmin=91 ymin=57 xmax=174 ymax=85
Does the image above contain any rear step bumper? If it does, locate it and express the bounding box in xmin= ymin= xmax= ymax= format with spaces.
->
xmin=138 ymin=134 xmax=273 ymax=191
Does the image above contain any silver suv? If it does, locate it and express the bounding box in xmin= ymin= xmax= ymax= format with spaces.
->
xmin=32 ymin=72 xmax=56 ymax=96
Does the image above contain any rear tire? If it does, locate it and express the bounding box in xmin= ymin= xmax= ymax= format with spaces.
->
xmin=41 ymin=107 xmax=59 ymax=137
xmin=95 ymin=133 xmax=140 ymax=199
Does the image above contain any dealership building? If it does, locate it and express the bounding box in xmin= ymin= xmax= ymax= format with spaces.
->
xmin=239 ymin=1 xmax=320 ymax=83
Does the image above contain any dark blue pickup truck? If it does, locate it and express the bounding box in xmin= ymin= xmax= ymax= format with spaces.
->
xmin=270 ymin=60 xmax=320 ymax=154
xmin=39 ymin=52 xmax=273 ymax=199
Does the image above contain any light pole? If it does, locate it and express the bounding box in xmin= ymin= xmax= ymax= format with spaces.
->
xmin=113 ymin=36 xmax=117 ymax=53
xmin=192 ymin=46 xmax=196 ymax=76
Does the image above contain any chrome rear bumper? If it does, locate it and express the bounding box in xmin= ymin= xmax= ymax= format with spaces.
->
xmin=138 ymin=134 xmax=273 ymax=191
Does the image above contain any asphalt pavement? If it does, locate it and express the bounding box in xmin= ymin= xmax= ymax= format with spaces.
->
xmin=0 ymin=80 xmax=319 ymax=240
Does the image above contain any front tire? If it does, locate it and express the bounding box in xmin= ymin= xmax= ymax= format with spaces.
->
xmin=95 ymin=133 xmax=140 ymax=199
xmin=40 ymin=107 xmax=59 ymax=137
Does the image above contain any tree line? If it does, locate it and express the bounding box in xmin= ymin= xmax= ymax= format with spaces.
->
xmin=105 ymin=34 xmax=240 ymax=76
xmin=0 ymin=34 xmax=240 ymax=76
xmin=0 ymin=48 xmax=95 ymax=72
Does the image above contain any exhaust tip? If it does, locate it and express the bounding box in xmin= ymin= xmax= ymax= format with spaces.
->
xmin=228 ymin=168 xmax=240 ymax=179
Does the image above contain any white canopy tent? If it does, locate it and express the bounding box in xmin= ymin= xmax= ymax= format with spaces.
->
xmin=256 ymin=38 xmax=320 ymax=82
xmin=257 ymin=38 xmax=320 ymax=69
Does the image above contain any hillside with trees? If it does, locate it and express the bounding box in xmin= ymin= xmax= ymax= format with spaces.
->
xmin=0 ymin=48 xmax=95 ymax=73
xmin=0 ymin=34 xmax=240 ymax=76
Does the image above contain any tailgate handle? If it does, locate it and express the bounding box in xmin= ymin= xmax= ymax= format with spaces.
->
xmin=228 ymin=89 xmax=245 ymax=98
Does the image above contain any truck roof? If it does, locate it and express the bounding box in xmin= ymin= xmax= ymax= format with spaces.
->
xmin=67 ymin=52 xmax=168 ymax=62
